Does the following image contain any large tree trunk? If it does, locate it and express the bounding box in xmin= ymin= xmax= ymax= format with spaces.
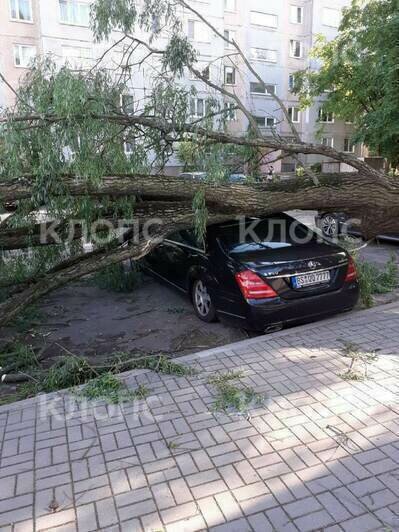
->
xmin=2 ymin=173 xmax=398 ymax=233
xmin=1 ymin=171 xmax=398 ymax=327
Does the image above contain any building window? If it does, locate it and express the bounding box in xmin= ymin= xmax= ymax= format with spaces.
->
xmin=290 ymin=40 xmax=303 ymax=58
xmin=250 ymin=82 xmax=276 ymax=95
xmin=9 ymin=0 xmax=32 ymax=21
xmin=224 ymin=0 xmax=236 ymax=12
xmin=188 ymin=20 xmax=194 ymax=39
xmin=188 ymin=20 xmax=209 ymax=42
xmin=288 ymin=74 xmax=296 ymax=91
xmin=224 ymin=29 xmax=236 ymax=48
xmin=253 ymin=116 xmax=266 ymax=128
xmin=253 ymin=116 xmax=276 ymax=128
xmin=124 ymin=141 xmax=134 ymax=156
xmin=250 ymin=47 xmax=277 ymax=63
xmin=322 ymin=7 xmax=341 ymax=28
xmin=250 ymin=11 xmax=278 ymax=29
xmin=344 ymin=139 xmax=355 ymax=153
xmin=288 ymin=107 xmax=301 ymax=123
xmin=224 ymin=66 xmax=236 ymax=85
xmin=318 ymin=108 xmax=334 ymax=123
xmin=224 ymin=102 xmax=237 ymax=121
xmin=61 ymin=45 xmax=92 ymax=68
xmin=190 ymin=97 xmax=206 ymax=118
xmin=59 ymin=0 xmax=90 ymax=27
xmin=13 ymin=44 xmax=36 ymax=67
xmin=290 ymin=6 xmax=303 ymax=24
xmin=322 ymin=137 xmax=334 ymax=148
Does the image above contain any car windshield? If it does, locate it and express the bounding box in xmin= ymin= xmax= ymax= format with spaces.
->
xmin=218 ymin=216 xmax=316 ymax=253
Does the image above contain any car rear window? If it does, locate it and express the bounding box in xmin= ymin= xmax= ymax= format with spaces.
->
xmin=218 ymin=216 xmax=315 ymax=253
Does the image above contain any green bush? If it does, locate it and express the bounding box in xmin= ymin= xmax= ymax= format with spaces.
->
xmin=356 ymin=254 xmax=398 ymax=308
xmin=91 ymin=262 xmax=141 ymax=292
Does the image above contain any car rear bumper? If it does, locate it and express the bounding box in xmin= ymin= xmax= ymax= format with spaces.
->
xmin=217 ymin=282 xmax=359 ymax=332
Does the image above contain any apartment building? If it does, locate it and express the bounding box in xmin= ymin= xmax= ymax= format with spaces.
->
xmin=0 ymin=0 xmax=361 ymax=173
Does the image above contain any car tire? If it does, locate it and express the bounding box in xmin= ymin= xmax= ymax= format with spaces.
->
xmin=191 ymin=278 xmax=217 ymax=323
xmin=320 ymin=213 xmax=339 ymax=238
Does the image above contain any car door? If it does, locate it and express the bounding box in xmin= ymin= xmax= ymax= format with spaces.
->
xmin=144 ymin=229 xmax=206 ymax=290
xmin=143 ymin=233 xmax=184 ymax=285
xmin=158 ymin=231 xmax=189 ymax=287
xmin=163 ymin=229 xmax=208 ymax=289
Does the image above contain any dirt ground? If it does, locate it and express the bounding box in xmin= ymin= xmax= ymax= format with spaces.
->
xmin=0 ymin=275 xmax=251 ymax=401
xmin=0 ymin=275 xmax=247 ymax=355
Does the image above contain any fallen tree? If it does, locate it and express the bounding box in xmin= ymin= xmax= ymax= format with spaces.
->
xmin=1 ymin=173 xmax=399 ymax=233
xmin=0 ymin=0 xmax=397 ymax=327
xmin=1 ymin=171 xmax=398 ymax=326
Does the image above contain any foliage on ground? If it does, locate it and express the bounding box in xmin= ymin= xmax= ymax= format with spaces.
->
xmin=208 ymin=370 xmax=265 ymax=414
xmin=338 ymin=341 xmax=378 ymax=381
xmin=0 ymin=342 xmax=39 ymax=372
xmin=0 ymin=343 xmax=196 ymax=405
xmin=111 ymin=351 xmax=198 ymax=376
xmin=14 ymin=355 xmax=99 ymax=399
xmin=77 ymin=373 xmax=149 ymax=404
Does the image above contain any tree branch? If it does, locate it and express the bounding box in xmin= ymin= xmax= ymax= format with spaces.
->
xmin=0 ymin=111 xmax=382 ymax=176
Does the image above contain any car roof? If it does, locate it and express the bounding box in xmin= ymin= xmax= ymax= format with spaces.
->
xmin=208 ymin=214 xmax=288 ymax=231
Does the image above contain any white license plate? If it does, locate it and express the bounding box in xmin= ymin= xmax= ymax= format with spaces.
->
xmin=293 ymin=270 xmax=330 ymax=288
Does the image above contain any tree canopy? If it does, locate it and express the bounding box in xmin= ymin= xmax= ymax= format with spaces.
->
xmin=295 ymin=0 xmax=399 ymax=166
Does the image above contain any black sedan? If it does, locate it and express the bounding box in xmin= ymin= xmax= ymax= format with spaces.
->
xmin=143 ymin=214 xmax=359 ymax=332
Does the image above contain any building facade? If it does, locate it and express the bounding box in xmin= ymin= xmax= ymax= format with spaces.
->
xmin=0 ymin=0 xmax=362 ymax=174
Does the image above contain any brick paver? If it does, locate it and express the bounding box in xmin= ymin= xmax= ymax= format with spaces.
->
xmin=1 ymin=303 xmax=399 ymax=531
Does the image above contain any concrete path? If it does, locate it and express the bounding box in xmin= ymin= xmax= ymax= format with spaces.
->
xmin=1 ymin=304 xmax=399 ymax=532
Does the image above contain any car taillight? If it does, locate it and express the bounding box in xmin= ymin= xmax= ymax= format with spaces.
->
xmin=345 ymin=257 xmax=357 ymax=282
xmin=235 ymin=270 xmax=278 ymax=300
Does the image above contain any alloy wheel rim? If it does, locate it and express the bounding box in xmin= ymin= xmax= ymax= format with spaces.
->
xmin=322 ymin=216 xmax=338 ymax=237
xmin=194 ymin=280 xmax=211 ymax=316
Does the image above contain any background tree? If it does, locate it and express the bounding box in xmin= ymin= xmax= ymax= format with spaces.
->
xmin=295 ymin=0 xmax=399 ymax=167
xmin=0 ymin=0 xmax=397 ymax=326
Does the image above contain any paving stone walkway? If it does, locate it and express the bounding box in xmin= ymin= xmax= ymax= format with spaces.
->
xmin=1 ymin=303 xmax=399 ymax=532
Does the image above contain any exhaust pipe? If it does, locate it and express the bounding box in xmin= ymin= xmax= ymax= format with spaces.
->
xmin=264 ymin=322 xmax=283 ymax=334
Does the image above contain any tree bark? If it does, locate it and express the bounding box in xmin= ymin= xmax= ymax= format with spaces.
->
xmin=1 ymin=173 xmax=398 ymax=233
xmin=0 ymin=202 xmax=197 ymax=250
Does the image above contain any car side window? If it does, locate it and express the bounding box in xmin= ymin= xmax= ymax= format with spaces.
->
xmin=167 ymin=230 xmax=205 ymax=252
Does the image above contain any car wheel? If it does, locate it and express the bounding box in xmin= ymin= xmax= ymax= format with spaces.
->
xmin=191 ymin=278 xmax=217 ymax=323
xmin=320 ymin=214 xmax=339 ymax=238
